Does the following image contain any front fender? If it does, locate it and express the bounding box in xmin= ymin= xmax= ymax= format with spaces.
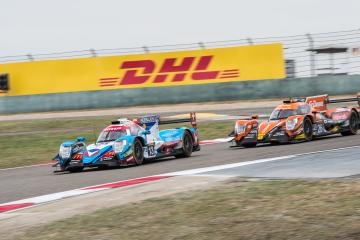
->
xmin=56 ymin=140 xmax=86 ymax=166
xmin=286 ymin=115 xmax=305 ymax=136
xmin=114 ymin=135 xmax=137 ymax=160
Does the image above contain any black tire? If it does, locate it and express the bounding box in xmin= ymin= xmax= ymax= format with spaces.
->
xmin=68 ymin=167 xmax=84 ymax=173
xmin=133 ymin=139 xmax=144 ymax=165
xmin=303 ymin=117 xmax=313 ymax=141
xmin=175 ymin=131 xmax=193 ymax=158
xmin=341 ymin=111 xmax=359 ymax=136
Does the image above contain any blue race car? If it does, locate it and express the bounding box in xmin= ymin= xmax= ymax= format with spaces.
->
xmin=53 ymin=113 xmax=200 ymax=173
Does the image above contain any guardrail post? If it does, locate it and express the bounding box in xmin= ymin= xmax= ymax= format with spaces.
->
xmin=89 ymin=49 xmax=97 ymax=57
xmin=306 ymin=33 xmax=315 ymax=77
xmin=198 ymin=42 xmax=206 ymax=49
xmin=143 ymin=46 xmax=150 ymax=53
xmin=27 ymin=54 xmax=34 ymax=61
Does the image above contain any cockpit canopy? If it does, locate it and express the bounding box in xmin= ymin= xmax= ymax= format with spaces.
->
xmin=97 ymin=126 xmax=130 ymax=143
xmin=269 ymin=104 xmax=311 ymax=120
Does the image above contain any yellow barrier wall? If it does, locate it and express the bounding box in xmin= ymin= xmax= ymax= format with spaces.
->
xmin=0 ymin=44 xmax=285 ymax=96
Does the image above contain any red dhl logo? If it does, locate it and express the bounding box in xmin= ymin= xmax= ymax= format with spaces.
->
xmin=98 ymin=55 xmax=239 ymax=87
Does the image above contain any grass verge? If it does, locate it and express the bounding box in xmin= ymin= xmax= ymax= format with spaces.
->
xmin=0 ymin=117 xmax=233 ymax=169
xmin=14 ymin=178 xmax=360 ymax=240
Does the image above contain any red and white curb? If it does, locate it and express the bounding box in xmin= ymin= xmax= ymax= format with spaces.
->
xmin=0 ymin=175 xmax=173 ymax=213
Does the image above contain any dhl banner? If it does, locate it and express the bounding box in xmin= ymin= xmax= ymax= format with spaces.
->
xmin=0 ymin=43 xmax=285 ymax=96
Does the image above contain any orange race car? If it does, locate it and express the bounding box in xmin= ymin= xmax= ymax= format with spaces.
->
xmin=231 ymin=93 xmax=360 ymax=147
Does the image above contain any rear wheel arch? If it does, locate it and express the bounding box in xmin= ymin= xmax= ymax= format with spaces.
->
xmin=184 ymin=129 xmax=195 ymax=144
xmin=351 ymin=108 xmax=360 ymax=120
xmin=305 ymin=114 xmax=315 ymax=123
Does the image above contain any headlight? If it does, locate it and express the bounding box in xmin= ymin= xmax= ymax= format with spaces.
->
xmin=59 ymin=145 xmax=71 ymax=159
xmin=114 ymin=140 xmax=127 ymax=153
xmin=235 ymin=123 xmax=246 ymax=134
xmin=286 ymin=118 xmax=299 ymax=131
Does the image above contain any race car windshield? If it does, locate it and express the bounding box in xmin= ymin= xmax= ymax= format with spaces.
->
xmin=269 ymin=109 xmax=298 ymax=120
xmin=97 ymin=130 xmax=128 ymax=143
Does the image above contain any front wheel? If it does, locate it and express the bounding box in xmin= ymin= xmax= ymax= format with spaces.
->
xmin=341 ymin=111 xmax=359 ymax=136
xmin=303 ymin=117 xmax=313 ymax=141
xmin=175 ymin=131 xmax=193 ymax=158
xmin=133 ymin=139 xmax=144 ymax=165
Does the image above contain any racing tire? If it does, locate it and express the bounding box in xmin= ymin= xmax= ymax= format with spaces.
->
xmin=133 ymin=139 xmax=144 ymax=165
xmin=341 ymin=110 xmax=359 ymax=136
xmin=175 ymin=131 xmax=193 ymax=158
xmin=68 ymin=167 xmax=84 ymax=173
xmin=303 ymin=117 xmax=313 ymax=141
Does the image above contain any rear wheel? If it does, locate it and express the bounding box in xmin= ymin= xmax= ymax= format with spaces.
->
xmin=303 ymin=117 xmax=313 ymax=141
xmin=133 ymin=139 xmax=144 ymax=165
xmin=341 ymin=111 xmax=359 ymax=136
xmin=175 ymin=131 xmax=193 ymax=158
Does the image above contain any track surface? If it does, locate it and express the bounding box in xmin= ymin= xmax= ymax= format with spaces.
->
xmin=1 ymin=133 xmax=359 ymax=204
xmin=198 ymin=146 xmax=360 ymax=178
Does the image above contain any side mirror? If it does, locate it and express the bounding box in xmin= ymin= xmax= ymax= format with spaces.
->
xmin=251 ymin=114 xmax=259 ymax=119
xmin=77 ymin=137 xmax=86 ymax=142
xmin=140 ymin=130 xmax=151 ymax=135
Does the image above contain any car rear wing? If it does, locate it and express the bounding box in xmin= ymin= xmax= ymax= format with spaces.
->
xmin=327 ymin=93 xmax=360 ymax=106
xmin=159 ymin=112 xmax=197 ymax=128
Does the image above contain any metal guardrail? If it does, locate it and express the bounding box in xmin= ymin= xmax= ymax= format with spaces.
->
xmin=1 ymin=29 xmax=360 ymax=78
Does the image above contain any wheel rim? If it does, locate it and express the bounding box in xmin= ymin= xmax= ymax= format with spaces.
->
xmin=134 ymin=142 xmax=143 ymax=164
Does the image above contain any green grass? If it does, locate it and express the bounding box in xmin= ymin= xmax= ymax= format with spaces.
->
xmin=14 ymin=179 xmax=360 ymax=240
xmin=0 ymin=117 xmax=233 ymax=169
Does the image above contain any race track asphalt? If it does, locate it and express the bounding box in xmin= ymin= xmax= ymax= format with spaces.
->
xmin=1 ymin=133 xmax=359 ymax=204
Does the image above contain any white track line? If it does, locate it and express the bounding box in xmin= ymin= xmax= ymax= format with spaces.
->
xmin=0 ymin=162 xmax=54 ymax=171
xmin=160 ymin=145 xmax=360 ymax=176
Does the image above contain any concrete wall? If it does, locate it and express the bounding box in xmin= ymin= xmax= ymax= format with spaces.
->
xmin=0 ymin=75 xmax=359 ymax=113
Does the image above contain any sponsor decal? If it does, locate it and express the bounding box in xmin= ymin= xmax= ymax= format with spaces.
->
xmin=139 ymin=115 xmax=159 ymax=124
xmin=308 ymin=100 xmax=324 ymax=108
xmin=99 ymin=55 xmax=240 ymax=87
xmin=332 ymin=112 xmax=349 ymax=121
xmin=258 ymin=134 xmax=265 ymax=140
xmin=104 ymin=125 xmax=128 ymax=132
xmin=84 ymin=149 xmax=100 ymax=157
